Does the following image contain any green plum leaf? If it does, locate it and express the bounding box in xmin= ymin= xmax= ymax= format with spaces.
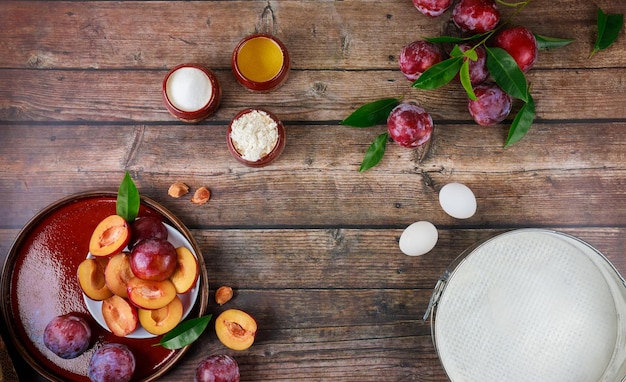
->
xmin=505 ymin=94 xmax=536 ymax=147
xmin=486 ymin=47 xmax=529 ymax=102
xmin=449 ymin=44 xmax=465 ymax=58
xmin=116 ymin=171 xmax=140 ymax=222
xmin=412 ymin=56 xmax=463 ymax=90
xmin=359 ymin=133 xmax=388 ymax=172
xmin=590 ymin=7 xmax=624 ymax=57
xmin=534 ymin=34 xmax=575 ymax=50
xmin=460 ymin=59 xmax=477 ymax=100
xmin=424 ymin=32 xmax=488 ymax=44
xmin=340 ymin=98 xmax=400 ymax=127
xmin=158 ymin=315 xmax=212 ymax=350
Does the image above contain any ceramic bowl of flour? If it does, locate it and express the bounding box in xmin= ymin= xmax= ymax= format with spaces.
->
xmin=226 ymin=108 xmax=286 ymax=167
xmin=162 ymin=63 xmax=222 ymax=123
xmin=426 ymin=229 xmax=626 ymax=382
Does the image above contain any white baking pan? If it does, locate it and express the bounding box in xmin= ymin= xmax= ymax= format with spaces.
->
xmin=425 ymin=229 xmax=626 ymax=382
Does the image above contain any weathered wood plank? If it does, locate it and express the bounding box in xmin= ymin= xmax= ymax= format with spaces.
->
xmin=0 ymin=1 xmax=623 ymax=70
xmin=2 ymin=225 xmax=625 ymax=290
xmin=1 ymin=123 xmax=624 ymax=227
xmin=0 ymin=68 xmax=624 ymax=122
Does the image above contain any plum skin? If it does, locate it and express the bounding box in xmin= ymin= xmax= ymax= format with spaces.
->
xmin=195 ymin=355 xmax=240 ymax=382
xmin=129 ymin=216 xmax=168 ymax=249
xmin=412 ymin=0 xmax=452 ymax=17
xmin=494 ymin=26 xmax=539 ymax=73
xmin=43 ymin=314 xmax=92 ymax=359
xmin=88 ymin=343 xmax=135 ymax=382
xmin=457 ymin=43 xmax=488 ymax=86
xmin=468 ymin=82 xmax=512 ymax=126
xmin=387 ymin=103 xmax=434 ymax=148
xmin=130 ymin=237 xmax=178 ymax=281
xmin=452 ymin=0 xmax=500 ymax=34
xmin=399 ymin=40 xmax=443 ymax=81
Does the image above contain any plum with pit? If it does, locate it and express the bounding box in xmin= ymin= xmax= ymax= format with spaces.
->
xmin=89 ymin=215 xmax=130 ymax=257
xmin=387 ymin=103 xmax=433 ymax=148
xmin=88 ymin=343 xmax=135 ymax=382
xmin=130 ymin=238 xmax=177 ymax=281
xmin=78 ymin=258 xmax=113 ymax=301
xmin=215 ymin=309 xmax=257 ymax=351
xmin=494 ymin=26 xmax=539 ymax=73
xmin=468 ymin=82 xmax=512 ymax=125
xmin=138 ymin=295 xmax=183 ymax=335
xmin=170 ymin=246 xmax=199 ymax=294
xmin=101 ymin=295 xmax=138 ymax=337
xmin=126 ymin=277 xmax=177 ymax=310
xmin=129 ymin=216 xmax=168 ymax=249
xmin=452 ymin=0 xmax=500 ymax=34
xmin=399 ymin=40 xmax=443 ymax=81
xmin=195 ymin=355 xmax=240 ymax=382
xmin=43 ymin=314 xmax=92 ymax=359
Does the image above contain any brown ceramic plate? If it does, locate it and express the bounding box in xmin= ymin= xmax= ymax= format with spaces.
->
xmin=0 ymin=191 xmax=209 ymax=382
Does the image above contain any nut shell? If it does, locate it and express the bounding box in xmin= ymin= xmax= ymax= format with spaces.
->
xmin=215 ymin=286 xmax=234 ymax=305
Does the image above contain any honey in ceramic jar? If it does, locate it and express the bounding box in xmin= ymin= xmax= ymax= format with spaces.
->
xmin=232 ymin=34 xmax=290 ymax=92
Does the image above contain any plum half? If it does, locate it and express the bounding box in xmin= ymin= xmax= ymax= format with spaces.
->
xmin=89 ymin=215 xmax=130 ymax=257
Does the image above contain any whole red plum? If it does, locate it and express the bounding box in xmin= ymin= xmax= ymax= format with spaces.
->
xmin=195 ymin=354 xmax=240 ymax=382
xmin=130 ymin=237 xmax=177 ymax=281
xmin=458 ymin=43 xmax=488 ymax=86
xmin=494 ymin=26 xmax=539 ymax=73
xmin=399 ymin=40 xmax=443 ymax=81
xmin=412 ymin=0 xmax=452 ymax=17
xmin=129 ymin=216 xmax=168 ymax=249
xmin=43 ymin=314 xmax=92 ymax=359
xmin=88 ymin=343 xmax=135 ymax=382
xmin=387 ymin=103 xmax=434 ymax=148
xmin=468 ymin=82 xmax=512 ymax=126
xmin=453 ymin=0 xmax=500 ymax=34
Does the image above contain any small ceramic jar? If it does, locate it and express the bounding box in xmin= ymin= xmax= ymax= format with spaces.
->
xmin=227 ymin=108 xmax=286 ymax=167
xmin=232 ymin=34 xmax=290 ymax=92
xmin=162 ymin=63 xmax=222 ymax=123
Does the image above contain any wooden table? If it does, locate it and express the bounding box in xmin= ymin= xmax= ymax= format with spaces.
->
xmin=1 ymin=1 xmax=624 ymax=381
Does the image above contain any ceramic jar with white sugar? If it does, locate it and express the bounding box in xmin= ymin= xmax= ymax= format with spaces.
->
xmin=162 ymin=64 xmax=222 ymax=123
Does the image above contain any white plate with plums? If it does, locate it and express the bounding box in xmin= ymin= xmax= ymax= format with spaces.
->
xmin=82 ymin=218 xmax=200 ymax=339
xmin=0 ymin=191 xmax=209 ymax=382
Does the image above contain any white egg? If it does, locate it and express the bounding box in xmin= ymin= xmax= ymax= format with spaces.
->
xmin=439 ymin=183 xmax=477 ymax=219
xmin=399 ymin=221 xmax=438 ymax=256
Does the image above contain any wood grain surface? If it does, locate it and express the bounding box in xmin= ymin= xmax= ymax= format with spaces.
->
xmin=0 ymin=0 xmax=625 ymax=381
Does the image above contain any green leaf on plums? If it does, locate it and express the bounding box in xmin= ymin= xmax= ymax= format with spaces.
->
xmin=462 ymin=48 xmax=478 ymax=62
xmin=534 ymin=34 xmax=574 ymax=50
xmin=505 ymin=93 xmax=535 ymax=147
xmin=158 ymin=314 xmax=212 ymax=350
xmin=412 ymin=56 xmax=463 ymax=90
xmin=340 ymin=98 xmax=400 ymax=127
xmin=485 ymin=47 xmax=529 ymax=102
xmin=590 ymin=7 xmax=624 ymax=58
xmin=359 ymin=132 xmax=388 ymax=172
xmin=449 ymin=44 xmax=465 ymax=58
xmin=460 ymin=59 xmax=477 ymax=100
xmin=116 ymin=171 xmax=140 ymax=222
xmin=424 ymin=32 xmax=488 ymax=44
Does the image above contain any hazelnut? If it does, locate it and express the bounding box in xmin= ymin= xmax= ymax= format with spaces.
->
xmin=168 ymin=182 xmax=189 ymax=198
xmin=191 ymin=186 xmax=210 ymax=205
xmin=215 ymin=286 xmax=233 ymax=305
